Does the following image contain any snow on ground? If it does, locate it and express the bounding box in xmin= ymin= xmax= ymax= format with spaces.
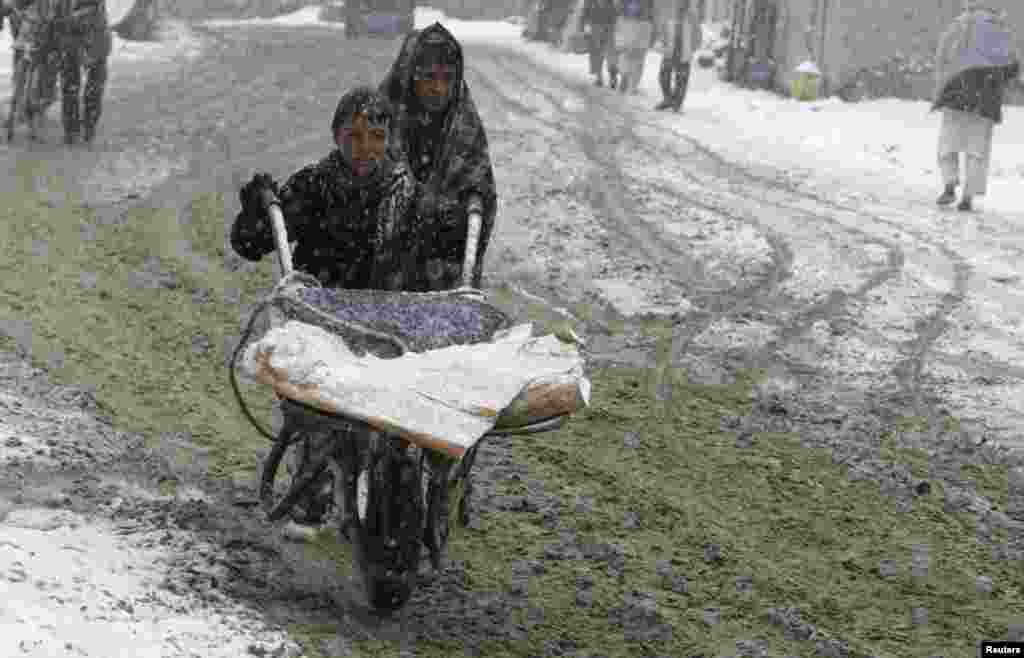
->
xmin=1 ymin=507 xmax=301 ymax=658
xmin=202 ymin=5 xmax=345 ymax=29
xmin=0 ymin=352 xmax=305 ymax=658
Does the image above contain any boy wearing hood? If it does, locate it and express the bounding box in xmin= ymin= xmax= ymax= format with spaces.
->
xmin=932 ymin=1 xmax=1020 ymax=211
xmin=379 ymin=21 xmax=498 ymax=293
xmin=231 ymin=86 xmax=421 ymax=294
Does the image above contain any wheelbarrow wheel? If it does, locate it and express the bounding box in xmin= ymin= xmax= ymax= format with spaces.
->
xmin=350 ymin=436 xmax=424 ymax=612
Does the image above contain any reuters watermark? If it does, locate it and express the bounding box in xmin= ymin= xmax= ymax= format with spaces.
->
xmin=983 ymin=642 xmax=1024 ymax=655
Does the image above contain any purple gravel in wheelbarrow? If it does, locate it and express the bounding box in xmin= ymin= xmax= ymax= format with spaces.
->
xmin=295 ymin=288 xmax=491 ymax=344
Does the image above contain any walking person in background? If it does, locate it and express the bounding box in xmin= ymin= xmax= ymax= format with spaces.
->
xmin=932 ymin=1 xmax=1020 ymax=211
xmin=612 ymin=0 xmax=654 ymax=95
xmin=58 ymin=0 xmax=112 ymax=144
xmin=654 ymin=0 xmax=701 ymax=111
xmin=3 ymin=0 xmax=58 ymax=124
xmin=582 ymin=0 xmax=617 ymax=87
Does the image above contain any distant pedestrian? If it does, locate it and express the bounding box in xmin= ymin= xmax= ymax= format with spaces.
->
xmin=57 ymin=0 xmax=112 ymax=145
xmin=654 ymin=0 xmax=701 ymax=111
xmin=932 ymin=1 xmax=1020 ymax=211
xmin=612 ymin=0 xmax=655 ymax=95
xmin=582 ymin=0 xmax=617 ymax=87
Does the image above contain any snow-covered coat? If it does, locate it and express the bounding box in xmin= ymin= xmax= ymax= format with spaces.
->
xmin=933 ymin=7 xmax=1020 ymax=122
xmin=231 ymin=147 xmax=420 ymax=291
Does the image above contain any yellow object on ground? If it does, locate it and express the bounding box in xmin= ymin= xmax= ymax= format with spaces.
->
xmin=791 ymin=60 xmax=821 ymax=101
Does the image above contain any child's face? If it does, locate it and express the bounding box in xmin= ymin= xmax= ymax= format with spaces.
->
xmin=336 ymin=111 xmax=388 ymax=177
xmin=414 ymin=63 xmax=455 ymax=112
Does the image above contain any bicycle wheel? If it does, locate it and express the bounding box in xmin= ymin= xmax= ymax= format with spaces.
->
xmin=349 ymin=434 xmax=424 ymax=612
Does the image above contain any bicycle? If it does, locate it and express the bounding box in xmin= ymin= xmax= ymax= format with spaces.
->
xmin=230 ymin=193 xmax=578 ymax=612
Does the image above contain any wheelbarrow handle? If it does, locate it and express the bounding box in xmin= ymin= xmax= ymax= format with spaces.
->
xmin=461 ymin=200 xmax=483 ymax=289
xmin=262 ymin=190 xmax=293 ymax=280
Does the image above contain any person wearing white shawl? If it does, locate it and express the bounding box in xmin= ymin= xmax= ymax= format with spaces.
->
xmin=932 ymin=1 xmax=1020 ymax=211
xmin=613 ymin=0 xmax=656 ymax=95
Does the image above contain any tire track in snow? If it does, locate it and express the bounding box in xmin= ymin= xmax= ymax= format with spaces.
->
xmin=623 ymin=111 xmax=974 ymax=404
xmin=498 ymin=51 xmax=974 ymax=417
xmin=481 ymin=53 xmax=793 ymax=357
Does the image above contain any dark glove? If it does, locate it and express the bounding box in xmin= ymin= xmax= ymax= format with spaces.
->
xmin=239 ymin=173 xmax=280 ymax=217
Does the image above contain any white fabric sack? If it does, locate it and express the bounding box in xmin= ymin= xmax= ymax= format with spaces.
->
xmin=240 ymin=321 xmax=591 ymax=459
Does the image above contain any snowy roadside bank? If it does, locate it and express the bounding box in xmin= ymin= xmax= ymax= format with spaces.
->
xmin=0 ymin=352 xmax=308 ymax=658
xmin=2 ymin=506 xmax=303 ymax=658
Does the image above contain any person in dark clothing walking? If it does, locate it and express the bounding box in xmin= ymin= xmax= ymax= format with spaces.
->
xmin=379 ymin=22 xmax=498 ymax=292
xmin=654 ymin=0 xmax=701 ymax=111
xmin=582 ymin=0 xmax=617 ymax=87
xmin=58 ymin=0 xmax=111 ymax=144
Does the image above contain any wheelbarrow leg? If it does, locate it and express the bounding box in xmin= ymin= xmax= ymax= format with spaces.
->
xmin=457 ymin=444 xmax=480 ymax=528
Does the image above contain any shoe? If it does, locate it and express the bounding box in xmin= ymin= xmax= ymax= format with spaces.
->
xmin=655 ymin=99 xmax=673 ymax=110
xmin=619 ymin=76 xmax=629 ymax=94
xmin=609 ymin=72 xmax=618 ymax=90
xmin=594 ymin=75 xmax=604 ymax=87
xmin=936 ymin=184 xmax=956 ymax=206
xmin=64 ymin=134 xmax=79 ymax=146
xmin=957 ymin=196 xmax=973 ymax=212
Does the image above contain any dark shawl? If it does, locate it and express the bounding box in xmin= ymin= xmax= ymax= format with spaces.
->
xmin=378 ymin=22 xmax=497 ymax=291
xmin=230 ymin=149 xmax=420 ymax=291
xmin=933 ymin=9 xmax=1020 ymax=124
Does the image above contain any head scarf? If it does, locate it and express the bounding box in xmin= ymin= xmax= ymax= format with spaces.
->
xmin=378 ymin=22 xmax=498 ymax=290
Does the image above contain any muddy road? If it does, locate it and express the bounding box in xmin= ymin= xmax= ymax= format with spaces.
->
xmin=2 ymin=21 xmax=1024 ymax=657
